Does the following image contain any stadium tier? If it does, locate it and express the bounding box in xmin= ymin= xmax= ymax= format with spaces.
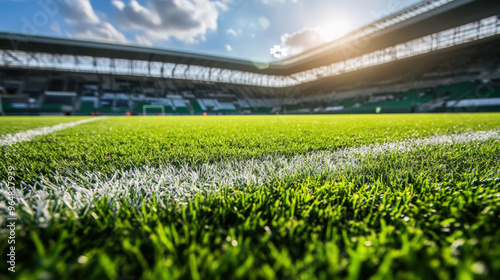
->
xmin=2 ymin=77 xmax=500 ymax=115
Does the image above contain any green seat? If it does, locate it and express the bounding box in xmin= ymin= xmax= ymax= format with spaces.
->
xmin=190 ymin=101 xmax=205 ymax=114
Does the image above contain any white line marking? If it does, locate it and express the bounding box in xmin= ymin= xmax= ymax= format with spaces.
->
xmin=2 ymin=129 xmax=499 ymax=222
xmin=0 ymin=118 xmax=102 ymax=146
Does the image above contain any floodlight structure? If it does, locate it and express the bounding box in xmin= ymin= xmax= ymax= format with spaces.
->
xmin=270 ymin=45 xmax=287 ymax=59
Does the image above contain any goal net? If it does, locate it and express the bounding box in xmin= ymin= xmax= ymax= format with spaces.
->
xmin=143 ymin=105 xmax=165 ymax=116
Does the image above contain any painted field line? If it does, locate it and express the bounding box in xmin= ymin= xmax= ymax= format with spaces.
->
xmin=6 ymin=129 xmax=498 ymax=221
xmin=0 ymin=118 xmax=102 ymax=146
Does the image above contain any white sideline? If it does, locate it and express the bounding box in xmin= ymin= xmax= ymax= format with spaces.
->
xmin=2 ymin=129 xmax=498 ymax=221
xmin=0 ymin=118 xmax=102 ymax=146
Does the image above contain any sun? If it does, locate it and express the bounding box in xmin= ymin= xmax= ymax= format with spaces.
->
xmin=317 ymin=12 xmax=357 ymax=41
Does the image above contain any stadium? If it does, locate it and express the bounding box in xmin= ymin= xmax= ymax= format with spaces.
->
xmin=1 ymin=0 xmax=500 ymax=116
xmin=1 ymin=0 xmax=500 ymax=279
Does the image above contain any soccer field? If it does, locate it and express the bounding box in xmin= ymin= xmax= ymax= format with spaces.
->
xmin=1 ymin=114 xmax=500 ymax=279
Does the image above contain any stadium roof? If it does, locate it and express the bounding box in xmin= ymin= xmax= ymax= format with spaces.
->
xmin=0 ymin=32 xmax=266 ymax=74
xmin=273 ymin=0 xmax=500 ymax=74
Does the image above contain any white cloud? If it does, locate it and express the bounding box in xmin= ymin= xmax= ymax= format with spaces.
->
xmin=225 ymin=44 xmax=232 ymax=51
xmin=217 ymin=0 xmax=245 ymax=10
xmin=111 ymin=0 xmax=125 ymax=10
xmin=262 ymin=0 xmax=299 ymax=4
xmin=226 ymin=28 xmax=238 ymax=36
xmin=226 ymin=28 xmax=242 ymax=36
xmin=280 ymin=27 xmax=327 ymax=55
xmin=60 ymin=0 xmax=99 ymax=25
xmin=51 ymin=21 xmax=61 ymax=34
xmin=59 ymin=0 xmax=127 ymax=43
xmin=135 ymin=35 xmax=153 ymax=46
xmin=74 ymin=22 xmax=128 ymax=44
xmin=112 ymin=0 xmax=220 ymax=44
xmin=258 ymin=17 xmax=270 ymax=29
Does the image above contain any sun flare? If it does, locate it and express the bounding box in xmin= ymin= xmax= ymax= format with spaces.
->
xmin=317 ymin=12 xmax=357 ymax=41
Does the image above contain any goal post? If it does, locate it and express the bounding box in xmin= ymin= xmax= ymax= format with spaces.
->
xmin=143 ymin=105 xmax=165 ymax=116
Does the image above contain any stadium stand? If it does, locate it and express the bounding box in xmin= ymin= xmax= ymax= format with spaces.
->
xmin=190 ymin=100 xmax=205 ymax=115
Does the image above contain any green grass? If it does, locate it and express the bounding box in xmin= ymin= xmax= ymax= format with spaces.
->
xmin=1 ymin=113 xmax=500 ymax=279
xmin=2 ymin=114 xmax=500 ymax=183
xmin=0 ymin=116 xmax=92 ymax=135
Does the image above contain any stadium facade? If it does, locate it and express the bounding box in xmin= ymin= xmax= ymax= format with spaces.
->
xmin=1 ymin=0 xmax=500 ymax=115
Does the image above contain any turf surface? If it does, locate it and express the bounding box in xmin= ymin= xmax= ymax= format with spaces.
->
xmin=2 ymin=114 xmax=500 ymax=183
xmin=1 ymin=113 xmax=499 ymax=279
xmin=0 ymin=116 xmax=93 ymax=135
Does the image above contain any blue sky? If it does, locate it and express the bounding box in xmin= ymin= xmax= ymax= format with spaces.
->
xmin=0 ymin=0 xmax=422 ymax=62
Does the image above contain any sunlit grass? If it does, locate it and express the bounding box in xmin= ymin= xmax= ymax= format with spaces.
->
xmin=0 ymin=116 xmax=92 ymax=135
xmin=0 ymin=113 xmax=499 ymax=279
xmin=2 ymin=114 xmax=500 ymax=183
